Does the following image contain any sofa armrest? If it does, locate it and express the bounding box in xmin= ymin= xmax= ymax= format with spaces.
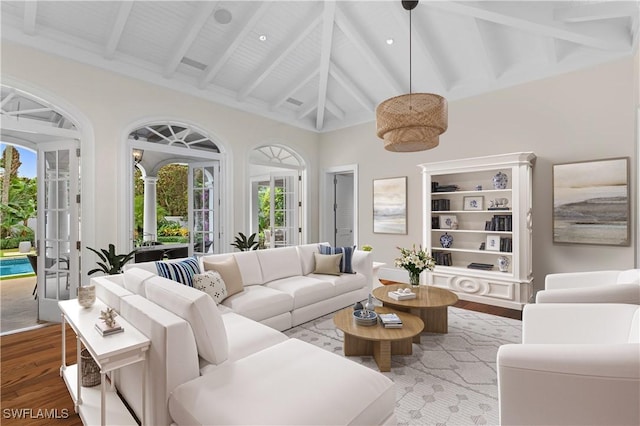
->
xmin=522 ymin=303 xmax=639 ymax=344
xmin=497 ymin=344 xmax=640 ymax=426
xmin=351 ymin=250 xmax=373 ymax=289
xmin=544 ymin=270 xmax=621 ymax=290
xmin=536 ymin=283 xmax=640 ymax=304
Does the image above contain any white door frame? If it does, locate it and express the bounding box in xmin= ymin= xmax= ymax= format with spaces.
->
xmin=320 ymin=164 xmax=358 ymax=246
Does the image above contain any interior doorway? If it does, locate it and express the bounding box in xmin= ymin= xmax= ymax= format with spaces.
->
xmin=321 ymin=165 xmax=358 ymax=247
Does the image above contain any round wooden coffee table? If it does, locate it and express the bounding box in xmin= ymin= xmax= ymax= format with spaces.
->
xmin=333 ymin=306 xmax=423 ymax=372
xmin=372 ymin=283 xmax=458 ymax=334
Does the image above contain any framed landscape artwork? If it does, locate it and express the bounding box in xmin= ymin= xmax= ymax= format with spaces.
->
xmin=553 ymin=157 xmax=630 ymax=246
xmin=373 ymin=176 xmax=407 ymax=234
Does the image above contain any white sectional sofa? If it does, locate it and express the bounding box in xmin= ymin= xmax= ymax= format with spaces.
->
xmin=127 ymin=243 xmax=373 ymax=331
xmin=90 ymin=244 xmax=395 ymax=425
xmin=536 ymin=269 xmax=640 ymax=304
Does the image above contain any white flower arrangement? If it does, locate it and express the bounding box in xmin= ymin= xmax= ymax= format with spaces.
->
xmin=394 ymin=245 xmax=435 ymax=275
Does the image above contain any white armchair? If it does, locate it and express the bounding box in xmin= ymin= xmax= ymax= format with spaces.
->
xmin=497 ymin=303 xmax=640 ymax=425
xmin=536 ymin=269 xmax=640 ymax=304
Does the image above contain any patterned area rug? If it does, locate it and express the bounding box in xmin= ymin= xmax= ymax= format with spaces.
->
xmin=284 ymin=307 xmax=522 ymax=426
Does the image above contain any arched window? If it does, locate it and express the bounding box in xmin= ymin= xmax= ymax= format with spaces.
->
xmin=128 ymin=121 xmax=224 ymax=257
xmin=249 ymin=144 xmax=306 ymax=248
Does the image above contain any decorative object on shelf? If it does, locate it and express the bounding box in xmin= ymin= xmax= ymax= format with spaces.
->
xmin=375 ymin=0 xmax=447 ymax=152
xmin=497 ymin=255 xmax=510 ymax=272
xmin=553 ymin=157 xmax=630 ymax=246
xmin=439 ymin=233 xmax=453 ymax=248
xmin=492 ymin=171 xmax=509 ymax=189
xmin=78 ymin=285 xmax=96 ymax=308
xmin=100 ymin=307 xmax=118 ymax=328
xmin=87 ymin=244 xmax=137 ymax=276
xmin=395 ymin=245 xmax=435 ymax=286
xmin=489 ymin=198 xmax=510 ymax=210
xmin=463 ymin=196 xmax=484 ymax=211
xmin=486 ymin=235 xmax=501 ymax=251
xmin=373 ymin=176 xmax=407 ymax=234
xmin=353 ymin=301 xmax=363 ymax=311
xmin=80 ymin=348 xmax=101 ymax=387
xmin=361 ymin=244 xmax=373 ymax=252
xmin=439 ymin=214 xmax=458 ymax=229
xmin=364 ymin=293 xmax=376 ymax=312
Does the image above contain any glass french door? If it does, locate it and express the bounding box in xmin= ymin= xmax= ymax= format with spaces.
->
xmin=189 ymin=161 xmax=220 ymax=256
xmin=269 ymin=171 xmax=300 ymax=248
xmin=37 ymin=141 xmax=80 ymax=322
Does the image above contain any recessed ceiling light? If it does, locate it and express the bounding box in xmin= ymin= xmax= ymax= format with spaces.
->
xmin=386 ymin=38 xmax=394 ymax=45
xmin=259 ymin=34 xmax=267 ymax=41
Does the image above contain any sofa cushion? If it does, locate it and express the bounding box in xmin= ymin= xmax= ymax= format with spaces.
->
xmin=296 ymin=243 xmax=321 ymax=275
xmin=156 ymin=257 xmax=200 ymax=287
xmin=233 ymin=251 xmax=263 ymax=286
xmin=220 ymin=285 xmax=293 ymax=323
xmin=169 ymin=339 xmax=396 ymax=426
xmin=256 ymin=246 xmax=302 ymax=283
xmin=313 ymin=252 xmax=342 ymax=275
xmin=145 ymin=275 xmax=228 ymax=365
xmin=193 ymin=271 xmax=228 ymax=304
xmin=203 ymin=256 xmax=244 ymax=297
xmin=92 ymin=276 xmax=134 ymax=312
xmin=265 ymin=275 xmax=335 ymax=309
xmin=319 ymin=244 xmax=356 ymax=273
xmin=123 ymin=267 xmax=156 ymax=296
xmin=308 ymin=272 xmax=367 ymax=296
xmin=617 ymin=269 xmax=640 ymax=285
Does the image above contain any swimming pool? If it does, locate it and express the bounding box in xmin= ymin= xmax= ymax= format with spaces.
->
xmin=0 ymin=257 xmax=35 ymax=278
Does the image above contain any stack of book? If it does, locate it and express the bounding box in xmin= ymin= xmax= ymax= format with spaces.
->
xmin=467 ymin=262 xmax=494 ymax=271
xmin=378 ymin=313 xmax=403 ymax=328
xmin=388 ymin=289 xmax=416 ymax=300
xmin=95 ymin=321 xmax=124 ymax=336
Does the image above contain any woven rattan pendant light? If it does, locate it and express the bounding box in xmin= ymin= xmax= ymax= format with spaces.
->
xmin=376 ymin=0 xmax=448 ymax=152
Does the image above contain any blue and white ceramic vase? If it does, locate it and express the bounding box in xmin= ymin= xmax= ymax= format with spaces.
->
xmin=439 ymin=233 xmax=453 ymax=248
xmin=492 ymin=171 xmax=508 ymax=189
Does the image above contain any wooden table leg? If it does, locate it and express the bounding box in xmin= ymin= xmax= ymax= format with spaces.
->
xmin=373 ymin=340 xmax=391 ymax=372
xmin=415 ymin=307 xmax=449 ymax=333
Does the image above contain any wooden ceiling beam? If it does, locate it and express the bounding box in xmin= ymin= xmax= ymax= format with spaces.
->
xmin=164 ymin=2 xmax=217 ymax=78
xmin=315 ymin=1 xmax=337 ymax=130
xmin=104 ymin=1 xmax=134 ymax=60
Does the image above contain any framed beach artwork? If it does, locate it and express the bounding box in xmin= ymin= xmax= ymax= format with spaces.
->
xmin=373 ymin=176 xmax=407 ymax=234
xmin=553 ymin=157 xmax=630 ymax=246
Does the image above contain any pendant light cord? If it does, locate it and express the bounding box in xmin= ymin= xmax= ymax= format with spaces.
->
xmin=409 ymin=8 xmax=412 ymax=95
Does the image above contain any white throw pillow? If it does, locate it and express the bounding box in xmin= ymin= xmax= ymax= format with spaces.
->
xmin=193 ymin=271 xmax=228 ymax=304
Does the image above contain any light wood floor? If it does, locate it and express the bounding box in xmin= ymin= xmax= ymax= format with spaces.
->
xmin=0 ymin=295 xmax=520 ymax=426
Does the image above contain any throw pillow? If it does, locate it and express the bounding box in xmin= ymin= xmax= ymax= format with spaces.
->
xmin=313 ymin=253 xmax=342 ymax=276
xmin=155 ymin=257 xmax=200 ymax=287
xmin=318 ymin=245 xmax=356 ymax=274
xmin=203 ymin=256 xmax=244 ymax=298
xmin=193 ymin=271 xmax=228 ymax=304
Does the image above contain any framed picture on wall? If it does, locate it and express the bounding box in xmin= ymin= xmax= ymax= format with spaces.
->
xmin=553 ymin=157 xmax=630 ymax=246
xmin=373 ymin=176 xmax=407 ymax=234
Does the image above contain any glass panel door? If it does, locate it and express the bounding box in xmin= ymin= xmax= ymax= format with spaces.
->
xmin=189 ymin=162 xmax=219 ymax=256
xmin=271 ymin=172 xmax=299 ymax=248
xmin=37 ymin=141 xmax=79 ymax=322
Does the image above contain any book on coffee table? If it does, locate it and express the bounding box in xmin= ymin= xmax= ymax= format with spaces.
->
xmin=95 ymin=321 xmax=124 ymax=336
xmin=388 ymin=290 xmax=416 ymax=301
xmin=378 ymin=313 xmax=403 ymax=328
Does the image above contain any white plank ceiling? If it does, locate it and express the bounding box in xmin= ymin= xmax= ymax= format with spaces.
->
xmin=2 ymin=1 xmax=638 ymax=132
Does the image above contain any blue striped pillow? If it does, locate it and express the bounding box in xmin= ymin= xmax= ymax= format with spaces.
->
xmin=318 ymin=245 xmax=356 ymax=274
xmin=156 ymin=257 xmax=200 ymax=287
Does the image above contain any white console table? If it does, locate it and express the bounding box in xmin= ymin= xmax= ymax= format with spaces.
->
xmin=59 ymin=299 xmax=150 ymax=425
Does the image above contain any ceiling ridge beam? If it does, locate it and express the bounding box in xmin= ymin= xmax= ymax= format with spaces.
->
xmin=334 ymin=7 xmax=403 ymax=94
xmin=163 ymin=2 xmax=217 ymax=78
xmin=105 ymin=1 xmax=134 ymax=60
xmin=238 ymin=13 xmax=323 ymax=101
xmin=329 ymin=62 xmax=374 ymax=111
xmin=23 ymin=2 xmax=37 ymax=35
xmin=198 ymin=2 xmax=271 ymax=89
xmin=428 ymin=2 xmax=631 ymax=51
xmin=271 ymin=65 xmax=320 ymax=110
xmin=315 ymin=0 xmax=337 ymax=130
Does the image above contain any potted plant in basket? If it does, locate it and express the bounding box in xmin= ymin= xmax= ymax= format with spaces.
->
xmin=394 ymin=245 xmax=435 ymax=286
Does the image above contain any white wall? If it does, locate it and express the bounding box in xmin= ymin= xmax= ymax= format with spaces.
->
xmin=1 ymin=42 xmax=321 ymax=284
xmin=318 ymin=56 xmax=638 ymax=293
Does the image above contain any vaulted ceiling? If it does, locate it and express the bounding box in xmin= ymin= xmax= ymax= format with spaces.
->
xmin=2 ymin=1 xmax=638 ymax=133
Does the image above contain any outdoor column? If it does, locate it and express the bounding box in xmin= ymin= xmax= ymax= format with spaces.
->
xmin=142 ymin=176 xmax=158 ymax=242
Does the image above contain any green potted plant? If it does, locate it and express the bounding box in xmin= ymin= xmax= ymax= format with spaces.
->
xmin=87 ymin=244 xmax=137 ymax=275
xmin=231 ymin=232 xmax=259 ymax=251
